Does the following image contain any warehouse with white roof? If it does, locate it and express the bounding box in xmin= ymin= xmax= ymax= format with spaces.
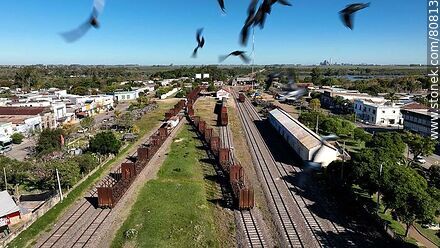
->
xmin=268 ymin=108 xmax=340 ymax=168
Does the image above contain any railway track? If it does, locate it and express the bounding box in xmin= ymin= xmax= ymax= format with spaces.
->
xmin=234 ymin=91 xmax=359 ymax=247
xmin=240 ymin=210 xmax=266 ymax=248
xmin=35 ymin=146 xmax=141 ymax=248
xmin=219 ymin=123 xmax=266 ymax=248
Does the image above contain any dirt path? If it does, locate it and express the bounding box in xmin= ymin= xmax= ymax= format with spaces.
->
xmin=409 ymin=226 xmax=438 ymax=248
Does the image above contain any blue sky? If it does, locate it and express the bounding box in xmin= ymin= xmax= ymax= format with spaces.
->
xmin=0 ymin=1 xmax=426 ymax=65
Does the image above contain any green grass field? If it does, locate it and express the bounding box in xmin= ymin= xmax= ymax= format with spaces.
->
xmin=111 ymin=124 xmax=232 ymax=248
xmin=7 ymin=100 xmax=177 ymax=248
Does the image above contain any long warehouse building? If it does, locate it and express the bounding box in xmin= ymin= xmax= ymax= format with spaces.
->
xmin=268 ymin=108 xmax=340 ymax=168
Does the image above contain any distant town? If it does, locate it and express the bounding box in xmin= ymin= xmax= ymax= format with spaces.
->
xmin=0 ymin=64 xmax=438 ymax=248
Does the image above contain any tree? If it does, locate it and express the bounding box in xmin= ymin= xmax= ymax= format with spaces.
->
xmin=385 ymin=92 xmax=399 ymax=104
xmin=310 ymin=98 xmax=321 ymax=111
xmin=11 ymin=133 xmax=24 ymax=144
xmin=298 ymin=111 xmax=325 ymax=129
xmin=62 ymin=123 xmax=78 ymax=139
xmin=0 ymin=157 xmax=31 ymax=191
xmin=36 ymin=129 xmax=64 ymax=155
xmin=46 ymin=160 xmax=81 ymax=190
xmin=74 ymin=154 xmax=99 ymax=174
xmin=366 ymin=132 xmax=406 ymax=160
xmin=382 ymin=166 xmax=439 ymax=236
xmin=14 ymin=66 xmax=41 ymax=90
xmin=350 ymin=148 xmax=396 ymax=195
xmin=80 ymin=116 xmax=95 ymax=131
xmin=428 ymin=165 xmax=440 ymax=189
xmin=116 ymin=112 xmax=134 ymax=130
xmin=353 ymin=128 xmax=372 ymax=143
xmin=89 ymin=132 xmax=122 ymax=155
xmin=207 ymin=83 xmax=216 ymax=92
xmin=131 ymin=124 xmax=140 ymax=135
xmin=403 ymin=131 xmax=437 ymax=160
xmin=310 ymin=67 xmax=322 ymax=85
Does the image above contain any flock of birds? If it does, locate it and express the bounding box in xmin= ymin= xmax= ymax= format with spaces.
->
xmin=61 ymin=0 xmax=370 ymax=64
xmin=58 ymin=0 xmax=371 ymax=169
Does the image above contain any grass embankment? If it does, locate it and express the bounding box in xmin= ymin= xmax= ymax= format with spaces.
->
xmin=350 ymin=186 xmax=418 ymax=246
xmin=414 ymin=223 xmax=440 ymax=246
xmin=8 ymin=100 xmax=177 ymax=248
xmin=111 ymin=124 xmax=235 ymax=248
xmin=194 ymin=97 xmax=219 ymax=135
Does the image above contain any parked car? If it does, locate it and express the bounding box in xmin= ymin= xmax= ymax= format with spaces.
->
xmin=416 ymin=156 xmax=426 ymax=164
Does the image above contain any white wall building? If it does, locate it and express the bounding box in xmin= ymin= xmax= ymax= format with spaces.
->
xmin=113 ymin=91 xmax=138 ymax=102
xmin=0 ymin=123 xmax=13 ymax=138
xmin=268 ymin=108 xmax=340 ymax=168
xmin=160 ymin=88 xmax=180 ymax=100
xmin=161 ymin=79 xmax=176 ymax=86
xmin=354 ymin=99 xmax=402 ymax=126
xmin=216 ymin=89 xmax=231 ymax=100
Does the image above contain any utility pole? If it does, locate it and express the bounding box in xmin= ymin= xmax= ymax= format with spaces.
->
xmin=376 ymin=163 xmax=383 ymax=214
xmin=251 ymin=27 xmax=255 ymax=92
xmin=3 ymin=167 xmax=7 ymax=191
xmin=56 ymin=169 xmax=63 ymax=201
xmin=315 ymin=115 xmax=319 ymax=134
xmin=340 ymin=140 xmax=346 ymax=183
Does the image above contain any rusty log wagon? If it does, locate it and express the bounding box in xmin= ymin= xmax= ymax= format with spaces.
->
xmin=188 ymin=116 xmax=255 ymax=210
xmin=238 ymin=93 xmax=246 ymax=103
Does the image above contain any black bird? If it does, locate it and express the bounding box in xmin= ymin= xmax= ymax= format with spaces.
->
xmin=192 ymin=28 xmax=205 ymax=58
xmin=60 ymin=0 xmax=105 ymax=42
xmin=217 ymin=0 xmax=226 ymax=13
xmin=339 ymin=3 xmax=370 ymax=30
xmin=240 ymin=0 xmax=259 ymax=46
xmin=219 ymin=51 xmax=251 ymax=64
xmin=254 ymin=0 xmax=291 ymax=29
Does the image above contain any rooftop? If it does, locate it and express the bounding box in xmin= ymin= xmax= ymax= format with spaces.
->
xmin=0 ymin=115 xmax=38 ymax=124
xmin=0 ymin=191 xmax=20 ymax=217
xmin=0 ymin=107 xmax=47 ymax=116
xmin=269 ymin=108 xmax=337 ymax=151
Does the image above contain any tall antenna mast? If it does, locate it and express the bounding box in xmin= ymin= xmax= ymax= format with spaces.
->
xmin=251 ymin=27 xmax=255 ymax=91
xmin=252 ymin=27 xmax=255 ymax=74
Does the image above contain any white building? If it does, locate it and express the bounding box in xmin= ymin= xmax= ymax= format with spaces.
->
xmin=160 ymin=88 xmax=180 ymax=100
xmin=268 ymin=108 xmax=340 ymax=168
xmin=320 ymin=87 xmax=386 ymax=105
xmin=354 ymin=99 xmax=402 ymax=126
xmin=0 ymin=123 xmax=13 ymax=138
xmin=203 ymin=74 xmax=210 ymax=79
xmin=161 ymin=79 xmax=176 ymax=86
xmin=113 ymin=91 xmax=138 ymax=102
xmin=196 ymin=74 xmax=202 ymax=79
xmin=216 ymin=88 xmax=231 ymax=100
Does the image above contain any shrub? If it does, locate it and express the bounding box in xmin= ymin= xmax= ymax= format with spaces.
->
xmin=11 ymin=133 xmax=24 ymax=144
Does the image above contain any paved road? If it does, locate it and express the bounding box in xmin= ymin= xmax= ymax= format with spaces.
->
xmin=4 ymin=138 xmax=36 ymax=161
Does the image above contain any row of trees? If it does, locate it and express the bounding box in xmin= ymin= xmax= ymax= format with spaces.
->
xmin=328 ymin=132 xmax=439 ymax=236
xmin=0 ymin=154 xmax=99 ymax=192
xmin=306 ymin=67 xmax=429 ymax=95
xmin=2 ymin=127 xmax=123 ymax=194
xmin=298 ymin=111 xmax=365 ymax=140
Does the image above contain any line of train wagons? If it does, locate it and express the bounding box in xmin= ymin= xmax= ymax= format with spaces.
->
xmin=188 ymin=92 xmax=255 ymax=210
xmin=97 ymin=87 xmax=255 ymax=210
